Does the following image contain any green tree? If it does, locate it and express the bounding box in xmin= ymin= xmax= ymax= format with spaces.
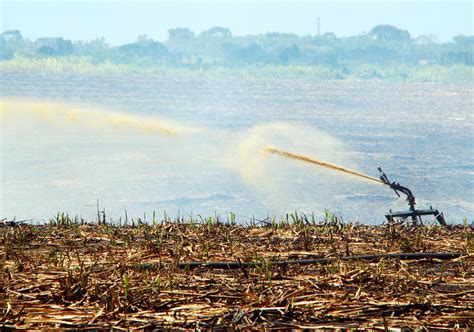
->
xmin=453 ymin=35 xmax=474 ymax=47
xmin=278 ymin=45 xmax=301 ymax=64
xmin=0 ymin=30 xmax=31 ymax=59
xmin=1 ymin=30 xmax=23 ymax=43
xmin=118 ymin=35 xmax=167 ymax=61
xmin=199 ymin=27 xmax=232 ymax=38
xmin=168 ymin=28 xmax=195 ymax=40
xmin=230 ymin=43 xmax=272 ymax=64
xmin=369 ymin=25 xmax=410 ymax=42
xmin=35 ymin=37 xmax=73 ymax=56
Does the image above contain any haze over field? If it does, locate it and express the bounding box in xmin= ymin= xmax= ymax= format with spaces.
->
xmin=1 ymin=75 xmax=472 ymax=223
xmin=1 ymin=1 xmax=473 ymax=223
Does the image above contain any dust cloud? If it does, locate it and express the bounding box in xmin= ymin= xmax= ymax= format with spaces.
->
xmin=1 ymin=100 xmax=371 ymax=220
xmin=0 ymin=100 xmax=196 ymax=136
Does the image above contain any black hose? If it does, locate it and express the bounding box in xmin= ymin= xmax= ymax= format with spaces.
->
xmin=129 ymin=252 xmax=462 ymax=271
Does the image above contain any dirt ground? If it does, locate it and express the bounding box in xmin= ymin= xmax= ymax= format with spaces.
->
xmin=1 ymin=218 xmax=473 ymax=330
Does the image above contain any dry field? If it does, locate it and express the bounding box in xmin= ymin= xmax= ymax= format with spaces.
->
xmin=1 ymin=215 xmax=473 ymax=330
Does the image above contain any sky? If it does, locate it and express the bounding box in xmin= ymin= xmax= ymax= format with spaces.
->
xmin=1 ymin=1 xmax=472 ymax=45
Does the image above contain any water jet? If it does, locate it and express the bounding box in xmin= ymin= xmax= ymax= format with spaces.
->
xmin=265 ymin=147 xmax=447 ymax=226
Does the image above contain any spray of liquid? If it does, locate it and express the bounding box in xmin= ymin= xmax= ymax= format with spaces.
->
xmin=1 ymin=99 xmax=209 ymax=219
xmin=1 ymin=100 xmax=376 ymax=219
xmin=217 ymin=122 xmax=369 ymax=214
xmin=264 ymin=147 xmax=383 ymax=184
xmin=0 ymin=100 xmax=197 ymax=136
xmin=221 ymin=122 xmax=350 ymax=186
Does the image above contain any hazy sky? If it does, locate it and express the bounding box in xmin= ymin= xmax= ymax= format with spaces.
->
xmin=1 ymin=1 xmax=472 ymax=45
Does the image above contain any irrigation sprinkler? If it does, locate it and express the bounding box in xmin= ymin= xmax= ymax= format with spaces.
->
xmin=378 ymin=167 xmax=446 ymax=226
xmin=264 ymin=147 xmax=447 ymax=226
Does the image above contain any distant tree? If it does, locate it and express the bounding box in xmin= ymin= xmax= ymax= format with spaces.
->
xmin=0 ymin=30 xmax=28 ymax=59
xmin=35 ymin=46 xmax=55 ymax=56
xmin=168 ymin=28 xmax=195 ymax=40
xmin=445 ymin=51 xmax=472 ymax=65
xmin=231 ymin=43 xmax=271 ymax=64
xmin=35 ymin=37 xmax=73 ymax=56
xmin=72 ymin=37 xmax=110 ymax=62
xmin=442 ymin=35 xmax=474 ymax=65
xmin=414 ymin=35 xmax=436 ymax=45
xmin=0 ymin=43 xmax=14 ymax=60
xmin=265 ymin=32 xmax=299 ymax=39
xmin=82 ymin=37 xmax=109 ymax=53
xmin=262 ymin=32 xmax=300 ymax=48
xmin=362 ymin=45 xmax=399 ymax=63
xmin=369 ymin=25 xmax=410 ymax=42
xmin=453 ymin=35 xmax=474 ymax=46
xmin=119 ymin=35 xmax=167 ymax=59
xmin=322 ymin=32 xmax=337 ymax=40
xmin=1 ymin=30 xmax=23 ymax=42
xmin=1 ymin=26 xmax=471 ymax=76
xmin=262 ymin=32 xmax=300 ymax=49
xmin=136 ymin=34 xmax=152 ymax=44
xmin=199 ymin=26 xmax=232 ymax=38
xmin=303 ymin=45 xmax=340 ymax=66
xmin=278 ymin=44 xmax=301 ymax=64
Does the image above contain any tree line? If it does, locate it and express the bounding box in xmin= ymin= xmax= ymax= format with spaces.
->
xmin=1 ymin=25 xmax=472 ymax=73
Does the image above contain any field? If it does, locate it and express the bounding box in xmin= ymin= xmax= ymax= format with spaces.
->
xmin=1 ymin=74 xmax=473 ymax=223
xmin=1 ymin=216 xmax=473 ymax=330
xmin=1 ymin=57 xmax=473 ymax=83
